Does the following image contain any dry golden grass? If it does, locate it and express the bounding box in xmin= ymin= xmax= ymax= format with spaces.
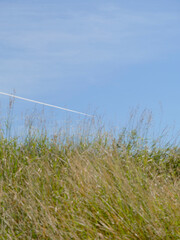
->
xmin=0 ymin=109 xmax=179 ymax=239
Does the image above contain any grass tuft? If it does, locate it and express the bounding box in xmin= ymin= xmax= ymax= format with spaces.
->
xmin=0 ymin=108 xmax=179 ymax=239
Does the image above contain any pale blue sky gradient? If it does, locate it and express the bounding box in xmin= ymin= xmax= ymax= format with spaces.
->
xmin=0 ymin=0 xmax=180 ymax=131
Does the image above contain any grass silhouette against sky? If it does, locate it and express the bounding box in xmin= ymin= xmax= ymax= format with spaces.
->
xmin=0 ymin=2 xmax=180 ymax=239
xmin=0 ymin=0 xmax=180 ymax=129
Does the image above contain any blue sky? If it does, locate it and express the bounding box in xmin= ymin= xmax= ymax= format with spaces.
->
xmin=0 ymin=0 xmax=180 ymax=133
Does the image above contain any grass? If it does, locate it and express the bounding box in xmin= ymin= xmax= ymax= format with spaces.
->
xmin=0 ymin=106 xmax=179 ymax=239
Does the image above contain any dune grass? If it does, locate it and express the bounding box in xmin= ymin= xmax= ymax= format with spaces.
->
xmin=0 ymin=108 xmax=179 ymax=239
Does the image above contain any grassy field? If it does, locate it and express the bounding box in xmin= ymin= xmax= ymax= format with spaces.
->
xmin=0 ymin=108 xmax=179 ymax=239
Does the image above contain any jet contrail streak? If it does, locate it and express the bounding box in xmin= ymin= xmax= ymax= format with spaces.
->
xmin=0 ymin=91 xmax=93 ymax=117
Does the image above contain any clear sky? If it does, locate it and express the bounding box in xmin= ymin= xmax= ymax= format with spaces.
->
xmin=0 ymin=0 xmax=180 ymax=133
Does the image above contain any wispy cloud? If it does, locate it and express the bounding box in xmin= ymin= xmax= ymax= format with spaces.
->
xmin=0 ymin=0 xmax=180 ymax=95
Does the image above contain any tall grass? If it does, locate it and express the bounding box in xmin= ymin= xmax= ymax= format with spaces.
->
xmin=0 ymin=105 xmax=179 ymax=239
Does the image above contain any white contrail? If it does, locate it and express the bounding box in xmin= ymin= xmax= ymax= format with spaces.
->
xmin=0 ymin=91 xmax=93 ymax=117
